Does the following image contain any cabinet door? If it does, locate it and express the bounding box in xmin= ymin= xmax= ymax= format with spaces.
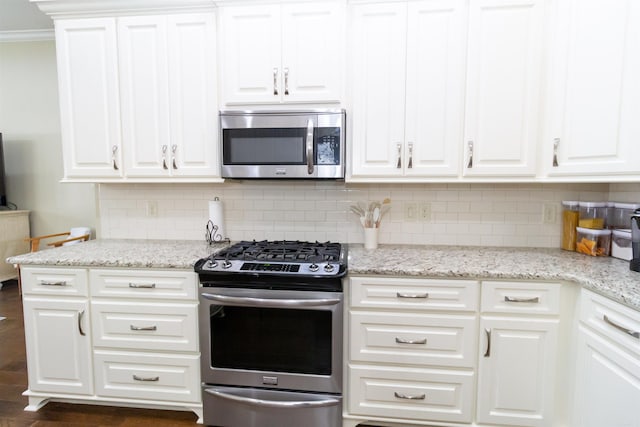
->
xmin=167 ymin=13 xmax=219 ymax=177
xmin=350 ymin=2 xmax=407 ymax=177
xmin=219 ymin=5 xmax=281 ymax=105
xmin=463 ymin=0 xmax=544 ymax=177
xmin=118 ymin=15 xmax=171 ymax=178
xmin=404 ymin=0 xmax=466 ymax=177
xmin=55 ymin=18 xmax=122 ymax=179
xmin=280 ymin=2 xmax=344 ymax=103
xmin=22 ymin=297 xmax=93 ymax=395
xmin=544 ymin=0 xmax=640 ymax=177
xmin=573 ymin=326 xmax=640 ymax=427
xmin=476 ymin=316 xmax=558 ymax=427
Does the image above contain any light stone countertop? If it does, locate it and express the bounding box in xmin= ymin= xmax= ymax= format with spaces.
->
xmin=7 ymin=239 xmax=640 ymax=311
xmin=6 ymin=239 xmax=229 ymax=269
xmin=348 ymin=245 xmax=640 ymax=311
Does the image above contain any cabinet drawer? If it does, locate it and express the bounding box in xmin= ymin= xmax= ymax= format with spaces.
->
xmin=348 ymin=364 xmax=474 ymax=423
xmin=91 ymin=301 xmax=198 ymax=352
xmin=94 ymin=350 xmax=200 ymax=403
xmin=350 ymin=277 xmax=479 ymax=312
xmin=90 ymin=269 xmax=197 ymax=300
xmin=350 ymin=311 xmax=477 ymax=368
xmin=481 ymin=281 xmax=561 ymax=315
xmin=21 ymin=267 xmax=88 ymax=297
xmin=580 ymin=289 xmax=640 ymax=354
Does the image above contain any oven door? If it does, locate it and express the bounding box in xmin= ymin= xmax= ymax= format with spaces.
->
xmin=220 ymin=110 xmax=344 ymax=179
xmin=199 ymin=287 xmax=343 ymax=394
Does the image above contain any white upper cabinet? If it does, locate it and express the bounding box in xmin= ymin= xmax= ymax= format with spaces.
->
xmin=543 ymin=0 xmax=640 ymax=178
xmin=119 ymin=13 xmax=219 ymax=178
xmin=56 ymin=18 xmax=123 ymax=179
xmin=219 ymin=1 xmax=345 ymax=105
xmin=350 ymin=0 xmax=466 ymax=179
xmin=463 ymin=0 xmax=545 ymax=177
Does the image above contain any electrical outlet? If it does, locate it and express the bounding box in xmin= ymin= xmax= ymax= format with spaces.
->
xmin=404 ymin=202 xmax=417 ymax=221
xmin=419 ymin=202 xmax=432 ymax=221
xmin=542 ymin=203 xmax=557 ymax=224
xmin=145 ymin=201 xmax=158 ymax=217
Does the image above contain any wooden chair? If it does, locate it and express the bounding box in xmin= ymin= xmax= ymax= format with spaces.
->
xmin=25 ymin=232 xmax=90 ymax=252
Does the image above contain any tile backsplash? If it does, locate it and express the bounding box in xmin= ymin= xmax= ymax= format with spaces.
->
xmin=97 ymin=181 xmax=625 ymax=248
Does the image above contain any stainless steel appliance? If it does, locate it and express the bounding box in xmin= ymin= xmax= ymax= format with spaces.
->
xmin=195 ymin=240 xmax=347 ymax=427
xmin=631 ymin=209 xmax=640 ymax=272
xmin=220 ymin=110 xmax=345 ymax=179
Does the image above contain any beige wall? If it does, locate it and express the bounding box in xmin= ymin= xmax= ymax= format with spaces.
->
xmin=0 ymin=40 xmax=96 ymax=238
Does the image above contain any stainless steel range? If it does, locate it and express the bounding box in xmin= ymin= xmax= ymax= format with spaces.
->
xmin=195 ymin=240 xmax=347 ymax=427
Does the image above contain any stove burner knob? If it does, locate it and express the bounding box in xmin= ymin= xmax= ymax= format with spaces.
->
xmin=309 ymin=263 xmax=319 ymax=272
xmin=222 ymin=260 xmax=233 ymax=269
xmin=323 ymin=263 xmax=335 ymax=272
xmin=207 ymin=260 xmax=218 ymax=269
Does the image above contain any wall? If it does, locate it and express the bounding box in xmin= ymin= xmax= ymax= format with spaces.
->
xmin=98 ymin=182 xmax=613 ymax=247
xmin=0 ymin=40 xmax=97 ymax=237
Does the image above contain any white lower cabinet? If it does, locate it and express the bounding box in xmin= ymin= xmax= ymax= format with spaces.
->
xmin=573 ymin=289 xmax=640 ymax=427
xmin=476 ymin=281 xmax=561 ymax=427
xmin=22 ymin=297 xmax=93 ymax=396
xmin=20 ymin=266 xmax=202 ymax=421
xmin=345 ymin=276 xmax=565 ymax=427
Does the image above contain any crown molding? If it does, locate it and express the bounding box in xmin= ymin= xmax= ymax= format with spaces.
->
xmin=31 ymin=0 xmax=216 ymax=19
xmin=0 ymin=29 xmax=55 ymax=42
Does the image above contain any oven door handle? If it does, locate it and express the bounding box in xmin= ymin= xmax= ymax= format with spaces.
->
xmin=205 ymin=389 xmax=340 ymax=409
xmin=201 ymin=293 xmax=340 ymax=308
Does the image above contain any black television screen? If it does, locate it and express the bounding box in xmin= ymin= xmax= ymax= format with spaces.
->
xmin=0 ymin=133 xmax=6 ymax=207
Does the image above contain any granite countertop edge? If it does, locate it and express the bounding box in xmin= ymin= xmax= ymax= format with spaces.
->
xmin=7 ymin=240 xmax=640 ymax=312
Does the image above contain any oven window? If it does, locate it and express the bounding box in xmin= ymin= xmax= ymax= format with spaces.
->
xmin=223 ymin=128 xmax=306 ymax=165
xmin=209 ymin=305 xmax=332 ymax=375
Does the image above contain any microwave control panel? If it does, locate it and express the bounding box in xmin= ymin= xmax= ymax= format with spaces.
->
xmin=315 ymin=127 xmax=341 ymax=165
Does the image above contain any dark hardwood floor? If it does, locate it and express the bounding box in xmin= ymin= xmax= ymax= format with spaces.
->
xmin=0 ymin=280 xmax=199 ymax=427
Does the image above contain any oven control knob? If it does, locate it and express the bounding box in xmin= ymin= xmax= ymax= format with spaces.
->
xmin=323 ymin=263 xmax=335 ymax=272
xmin=222 ymin=260 xmax=232 ymax=269
xmin=207 ymin=260 xmax=218 ymax=269
xmin=309 ymin=263 xmax=319 ymax=272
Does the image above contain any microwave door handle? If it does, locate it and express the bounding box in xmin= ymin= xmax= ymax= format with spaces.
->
xmin=306 ymin=118 xmax=314 ymax=175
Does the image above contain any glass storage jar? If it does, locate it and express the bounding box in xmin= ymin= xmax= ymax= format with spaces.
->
xmin=561 ymin=201 xmax=580 ymax=251
xmin=578 ymin=202 xmax=607 ymax=229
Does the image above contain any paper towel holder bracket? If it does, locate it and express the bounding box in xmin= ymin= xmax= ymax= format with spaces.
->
xmin=206 ymin=220 xmax=229 ymax=244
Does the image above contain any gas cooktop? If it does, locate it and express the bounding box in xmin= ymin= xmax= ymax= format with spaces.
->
xmin=195 ymin=240 xmax=347 ymax=277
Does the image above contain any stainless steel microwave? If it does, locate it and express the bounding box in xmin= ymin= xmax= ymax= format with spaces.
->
xmin=220 ymin=110 xmax=345 ymax=179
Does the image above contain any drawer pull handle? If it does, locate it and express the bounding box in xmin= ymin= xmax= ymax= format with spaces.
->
xmin=396 ymin=292 xmax=429 ymax=299
xmin=128 ymin=283 xmax=156 ymax=289
xmin=394 ymin=392 xmax=425 ymax=400
xmin=130 ymin=325 xmax=157 ymax=331
xmin=40 ymin=281 xmax=67 ymax=286
xmin=133 ymin=375 xmax=159 ymax=382
xmin=484 ymin=328 xmax=491 ymax=357
xmin=504 ymin=296 xmax=539 ymax=303
xmin=604 ymin=315 xmax=640 ymax=339
xmin=395 ymin=337 xmax=427 ymax=345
